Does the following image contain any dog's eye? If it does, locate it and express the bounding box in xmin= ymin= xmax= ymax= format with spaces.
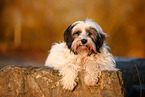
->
xmin=73 ymin=31 xmax=81 ymax=35
xmin=88 ymin=32 xmax=92 ymax=36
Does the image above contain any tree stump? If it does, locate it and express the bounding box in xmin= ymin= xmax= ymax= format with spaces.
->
xmin=0 ymin=65 xmax=125 ymax=97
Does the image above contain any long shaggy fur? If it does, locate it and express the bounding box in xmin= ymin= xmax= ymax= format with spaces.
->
xmin=45 ymin=19 xmax=118 ymax=90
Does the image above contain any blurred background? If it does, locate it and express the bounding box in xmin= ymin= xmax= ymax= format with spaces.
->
xmin=0 ymin=0 xmax=145 ymax=66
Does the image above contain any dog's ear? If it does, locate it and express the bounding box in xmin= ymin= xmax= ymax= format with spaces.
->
xmin=96 ymin=33 xmax=106 ymax=53
xmin=63 ymin=25 xmax=75 ymax=49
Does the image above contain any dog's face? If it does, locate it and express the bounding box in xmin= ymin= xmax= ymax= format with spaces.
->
xmin=64 ymin=19 xmax=105 ymax=55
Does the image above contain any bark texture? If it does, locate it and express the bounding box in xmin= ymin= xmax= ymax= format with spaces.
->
xmin=0 ymin=65 xmax=124 ymax=97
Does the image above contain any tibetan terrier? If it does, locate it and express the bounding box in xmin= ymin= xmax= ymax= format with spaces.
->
xmin=45 ymin=19 xmax=118 ymax=91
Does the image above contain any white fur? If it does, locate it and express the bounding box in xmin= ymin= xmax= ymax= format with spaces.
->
xmin=45 ymin=42 xmax=118 ymax=90
xmin=45 ymin=19 xmax=118 ymax=90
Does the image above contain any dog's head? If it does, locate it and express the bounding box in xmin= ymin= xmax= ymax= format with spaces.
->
xmin=64 ymin=19 xmax=105 ymax=55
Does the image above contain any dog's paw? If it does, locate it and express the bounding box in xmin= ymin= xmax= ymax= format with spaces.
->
xmin=84 ymin=63 xmax=101 ymax=86
xmin=84 ymin=76 xmax=99 ymax=86
xmin=62 ymin=80 xmax=77 ymax=91
xmin=84 ymin=70 xmax=101 ymax=86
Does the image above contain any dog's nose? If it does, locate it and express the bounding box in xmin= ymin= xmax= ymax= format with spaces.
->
xmin=81 ymin=39 xmax=87 ymax=44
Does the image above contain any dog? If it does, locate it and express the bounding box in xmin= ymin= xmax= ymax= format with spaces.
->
xmin=45 ymin=19 xmax=118 ymax=91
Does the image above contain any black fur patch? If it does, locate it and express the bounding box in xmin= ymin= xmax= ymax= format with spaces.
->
xmin=95 ymin=33 xmax=105 ymax=53
xmin=63 ymin=24 xmax=77 ymax=49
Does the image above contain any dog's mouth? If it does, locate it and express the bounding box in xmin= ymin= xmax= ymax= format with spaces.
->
xmin=77 ymin=45 xmax=89 ymax=49
xmin=76 ymin=45 xmax=92 ymax=54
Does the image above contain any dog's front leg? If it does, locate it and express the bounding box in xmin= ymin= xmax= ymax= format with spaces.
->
xmin=59 ymin=65 xmax=79 ymax=91
xmin=84 ymin=62 xmax=101 ymax=86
